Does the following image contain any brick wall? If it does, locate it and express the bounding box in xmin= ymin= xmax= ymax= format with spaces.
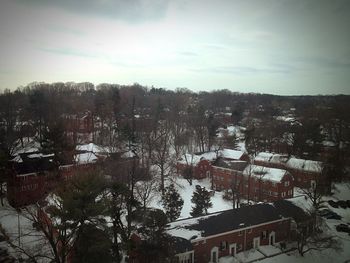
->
xmin=191 ymin=218 xmax=291 ymax=262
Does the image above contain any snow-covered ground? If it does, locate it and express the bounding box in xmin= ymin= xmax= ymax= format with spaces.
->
xmin=0 ymin=201 xmax=51 ymax=262
xmin=257 ymin=182 xmax=350 ymax=263
xmin=149 ymin=177 xmax=233 ymax=219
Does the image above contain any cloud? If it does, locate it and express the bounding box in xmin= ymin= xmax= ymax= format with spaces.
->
xmin=191 ymin=65 xmax=292 ymax=75
xmin=15 ymin=0 xmax=170 ymax=23
xmin=38 ymin=47 xmax=97 ymax=58
xmin=292 ymin=56 xmax=350 ymax=70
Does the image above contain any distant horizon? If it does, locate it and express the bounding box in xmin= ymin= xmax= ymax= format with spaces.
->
xmin=1 ymin=0 xmax=350 ymax=95
xmin=1 ymin=80 xmax=349 ymax=97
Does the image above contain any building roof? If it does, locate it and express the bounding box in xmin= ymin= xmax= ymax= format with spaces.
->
xmin=167 ymin=204 xmax=284 ymax=240
xmin=286 ymin=158 xmax=322 ymax=173
xmin=178 ymin=149 xmax=245 ymax=166
xmin=74 ymin=152 xmax=98 ymax=164
xmin=220 ymin=149 xmax=245 ymax=160
xmin=170 ymin=236 xmax=193 ymax=254
xmin=254 ymin=152 xmax=288 ymax=164
xmin=243 ymin=165 xmax=289 ymax=182
xmin=213 ymin=159 xmax=247 ymax=171
xmin=273 ymin=196 xmax=312 ymax=223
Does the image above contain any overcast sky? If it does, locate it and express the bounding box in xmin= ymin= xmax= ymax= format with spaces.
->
xmin=0 ymin=0 xmax=349 ymax=95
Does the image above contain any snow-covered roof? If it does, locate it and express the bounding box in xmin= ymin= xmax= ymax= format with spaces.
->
xmin=220 ymin=149 xmax=245 ymax=160
xmin=287 ymin=195 xmax=313 ymax=214
xmin=168 ymin=204 xmax=285 ymax=241
xmin=76 ymin=143 xmax=109 ymax=154
xmin=121 ymin=150 xmax=136 ymax=158
xmin=178 ymin=149 xmax=245 ymax=166
xmin=10 ymin=155 xmax=23 ymax=163
xmin=27 ymin=153 xmax=55 ymax=159
xmin=199 ymin=151 xmax=217 ymax=161
xmin=286 ymin=158 xmax=322 ymax=173
xmin=254 ymin=152 xmax=288 ymax=164
xmin=254 ymin=152 xmax=274 ymax=162
xmin=178 ymin=154 xmax=202 ymax=165
xmin=74 ymin=152 xmax=98 ymax=164
xmin=243 ymin=165 xmax=288 ymax=182
xmin=167 ymin=212 xmax=225 ymax=240
xmin=12 ymin=139 xmax=41 ymax=156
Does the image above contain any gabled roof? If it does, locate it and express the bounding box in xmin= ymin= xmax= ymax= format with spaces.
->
xmin=220 ymin=149 xmax=246 ymax=160
xmin=178 ymin=149 xmax=246 ymax=166
xmin=254 ymin=152 xmax=288 ymax=164
xmin=167 ymin=204 xmax=285 ymax=240
xmin=286 ymin=158 xmax=322 ymax=173
xmin=243 ymin=164 xmax=289 ymax=182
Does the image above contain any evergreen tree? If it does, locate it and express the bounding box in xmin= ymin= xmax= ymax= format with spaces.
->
xmin=136 ymin=209 xmax=173 ymax=262
xmin=161 ymin=183 xmax=184 ymax=222
xmin=190 ymin=185 xmax=212 ymax=217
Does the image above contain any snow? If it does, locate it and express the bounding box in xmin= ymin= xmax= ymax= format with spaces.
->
xmin=254 ymin=152 xmax=274 ymax=162
xmin=148 ymin=177 xmax=232 ymax=220
xmin=121 ymin=150 xmax=136 ymax=158
xmin=288 ymin=195 xmax=313 ymax=213
xmin=254 ymin=152 xmax=288 ymax=165
xmin=286 ymin=158 xmax=322 ymax=173
xmin=322 ymin=140 xmax=336 ymax=147
xmin=217 ymin=125 xmax=246 ymax=140
xmin=74 ymin=152 xmax=98 ymax=164
xmin=330 ymin=183 xmax=350 ymax=200
xmin=178 ymin=154 xmax=202 ymax=165
xmin=243 ymin=165 xmax=288 ymax=182
xmin=12 ymin=139 xmax=41 ymax=156
xmin=275 ymin=116 xmax=296 ymax=123
xmin=219 ymin=256 xmax=240 ymax=263
xmin=10 ymin=155 xmax=23 ymax=163
xmin=258 ymin=245 xmax=350 ymax=263
xmin=178 ymin=149 xmax=245 ymax=166
xmin=0 ymin=201 xmax=51 ymax=262
xmin=220 ymin=149 xmax=245 ymax=160
xmin=27 ymin=153 xmax=54 ymax=158
xmin=76 ymin=143 xmax=109 ymax=153
xmin=258 ymin=245 xmax=283 ymax=256
xmin=235 ymin=249 xmax=265 ymax=262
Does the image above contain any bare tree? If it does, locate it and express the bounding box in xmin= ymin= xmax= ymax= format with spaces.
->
xmin=135 ymin=177 xmax=157 ymax=212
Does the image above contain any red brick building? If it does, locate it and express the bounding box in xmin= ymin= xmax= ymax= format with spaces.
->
xmin=176 ymin=149 xmax=248 ymax=180
xmin=167 ymin=204 xmax=291 ymax=263
xmin=285 ymin=158 xmax=323 ymax=189
xmin=253 ymin=153 xmax=323 ymax=189
xmin=177 ymin=154 xmax=213 ymax=180
xmin=212 ymin=163 xmax=294 ymax=202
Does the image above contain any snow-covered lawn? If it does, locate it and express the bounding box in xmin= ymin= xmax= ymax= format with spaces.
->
xmin=0 ymin=201 xmax=51 ymax=262
xmin=149 ymin=177 xmax=233 ymax=219
xmin=235 ymin=249 xmax=265 ymax=262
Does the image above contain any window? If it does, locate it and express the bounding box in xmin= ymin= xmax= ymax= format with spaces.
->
xmin=261 ymin=231 xmax=268 ymax=239
xmin=238 ymin=230 xmax=243 ymax=236
xmin=281 ymin=192 xmax=286 ymax=197
xmin=284 ymin=181 xmax=289 ymax=187
xmin=220 ymin=241 xmax=227 ymax=250
xmin=272 ymin=182 xmax=276 ymax=187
